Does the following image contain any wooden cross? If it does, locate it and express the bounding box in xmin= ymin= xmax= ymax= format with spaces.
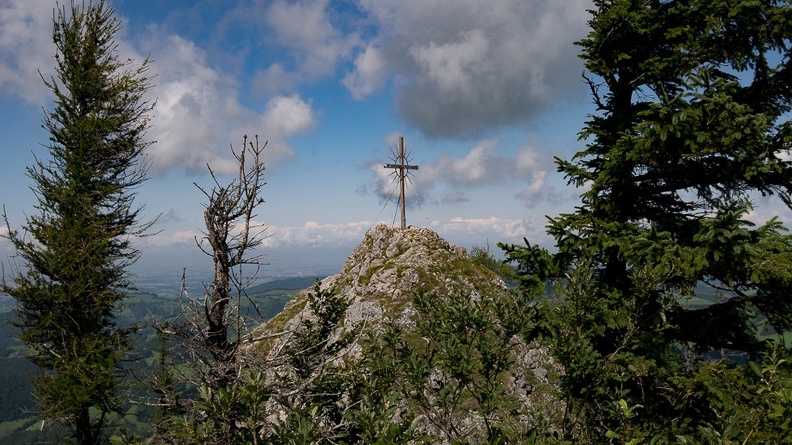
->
xmin=384 ymin=136 xmax=419 ymax=229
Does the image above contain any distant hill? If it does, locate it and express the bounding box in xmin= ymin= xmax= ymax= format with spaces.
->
xmin=0 ymin=275 xmax=326 ymax=442
xmin=245 ymin=276 xmax=324 ymax=295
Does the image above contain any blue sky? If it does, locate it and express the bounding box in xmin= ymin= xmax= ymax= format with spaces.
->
xmin=2 ymin=0 xmax=602 ymax=276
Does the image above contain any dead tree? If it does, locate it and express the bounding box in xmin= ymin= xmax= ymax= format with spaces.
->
xmin=148 ymin=135 xmax=361 ymax=442
xmin=156 ymin=135 xmax=269 ymax=391
xmin=199 ymin=135 xmax=265 ymax=354
xmin=196 ymin=135 xmax=267 ymax=388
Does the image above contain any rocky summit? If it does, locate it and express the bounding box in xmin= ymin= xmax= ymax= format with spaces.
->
xmin=256 ymin=223 xmax=512 ymax=343
xmin=248 ymin=223 xmax=558 ymax=443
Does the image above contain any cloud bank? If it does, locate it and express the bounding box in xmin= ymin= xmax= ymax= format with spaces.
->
xmin=0 ymin=0 xmax=592 ymax=174
xmin=142 ymin=216 xmax=542 ymax=253
xmin=0 ymin=2 xmax=318 ymax=176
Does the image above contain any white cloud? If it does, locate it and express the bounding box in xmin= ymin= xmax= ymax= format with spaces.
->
xmin=142 ymin=34 xmax=315 ymax=174
xmin=343 ymin=45 xmax=388 ymax=100
xmin=347 ymin=0 xmax=592 ymax=137
xmin=0 ymin=1 xmax=56 ymax=104
xmin=429 ymin=216 xmax=551 ymax=247
xmin=144 ymin=220 xmax=374 ymax=252
xmin=133 ymin=217 xmax=550 ymax=274
xmin=409 ymin=29 xmax=490 ymax=94
xmin=259 ymin=95 xmax=315 ymax=162
xmin=0 ymin=225 xmax=10 ymax=258
xmin=252 ymin=63 xmax=297 ymax=96
xmin=142 ymin=216 xmax=546 ymax=254
xmin=779 ymin=145 xmax=792 ymax=162
xmin=266 ymin=0 xmax=354 ymax=77
xmin=366 ymin=159 xmax=407 ymax=202
xmin=175 ymin=0 xmax=360 ymax=100
xmin=518 ymin=170 xmax=548 ymax=199
xmin=419 ymin=140 xmax=501 ymax=186
xmin=0 ymin=3 xmax=316 ymax=176
xmin=0 ymin=224 xmax=18 ymax=271
xmin=744 ymin=196 xmax=792 ymax=228
xmin=261 ymin=221 xmax=373 ymax=249
xmin=245 ymin=0 xmax=359 ymax=94
xmin=367 ymin=140 xmax=552 ymax=208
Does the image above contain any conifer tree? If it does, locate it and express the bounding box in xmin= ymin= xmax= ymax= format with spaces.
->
xmin=1 ymin=1 xmax=153 ymax=443
xmin=505 ymin=0 xmax=792 ymax=441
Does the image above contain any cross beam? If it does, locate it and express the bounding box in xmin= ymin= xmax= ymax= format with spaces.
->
xmin=384 ymin=136 xmax=419 ymax=229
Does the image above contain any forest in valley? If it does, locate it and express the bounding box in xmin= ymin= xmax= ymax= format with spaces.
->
xmin=2 ymin=0 xmax=792 ymax=444
xmin=0 ymin=278 xmax=316 ymax=443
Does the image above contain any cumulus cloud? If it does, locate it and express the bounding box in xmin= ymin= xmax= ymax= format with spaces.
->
xmin=252 ymin=63 xmax=296 ymax=96
xmin=259 ymin=95 xmax=315 ymax=161
xmin=365 ymin=139 xmax=552 ymax=208
xmin=419 ymin=140 xmax=505 ymax=187
xmin=343 ymin=45 xmax=388 ymax=100
xmin=346 ymin=0 xmax=592 ymax=137
xmin=0 ymin=3 xmax=316 ymax=176
xmin=363 ymin=158 xmax=416 ymax=205
xmin=141 ymin=34 xmax=315 ymax=174
xmin=267 ymin=0 xmax=354 ymax=76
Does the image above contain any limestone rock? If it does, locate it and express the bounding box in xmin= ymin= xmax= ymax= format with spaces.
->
xmin=257 ymin=224 xmax=511 ymax=340
xmin=248 ymin=223 xmax=559 ymax=442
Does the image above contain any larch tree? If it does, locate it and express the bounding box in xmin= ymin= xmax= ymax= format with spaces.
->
xmin=1 ymin=1 xmax=154 ymax=443
xmin=505 ymin=0 xmax=792 ymax=442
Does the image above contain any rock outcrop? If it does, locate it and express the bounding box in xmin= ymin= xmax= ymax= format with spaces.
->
xmin=255 ymin=223 xmax=514 ymax=341
xmin=248 ymin=223 xmax=558 ymax=442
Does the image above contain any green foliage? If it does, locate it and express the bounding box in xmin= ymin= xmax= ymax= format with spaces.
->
xmin=360 ymin=290 xmax=558 ymax=444
xmin=151 ymin=285 xmax=357 ymax=444
xmin=287 ymin=284 xmax=353 ymax=380
xmin=469 ymin=245 xmax=517 ymax=285
xmin=746 ymin=346 xmax=792 ymax=442
xmin=505 ymin=0 xmax=792 ymax=443
xmin=1 ymin=1 xmax=153 ymax=443
xmin=268 ymin=284 xmax=362 ymax=443
xmin=150 ymin=280 xmax=565 ymax=444
xmin=541 ymin=264 xmax=706 ymax=442
xmin=153 ymin=346 xmax=274 ymax=444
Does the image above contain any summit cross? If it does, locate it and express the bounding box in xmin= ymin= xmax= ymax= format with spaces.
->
xmin=384 ymin=136 xmax=419 ymax=229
